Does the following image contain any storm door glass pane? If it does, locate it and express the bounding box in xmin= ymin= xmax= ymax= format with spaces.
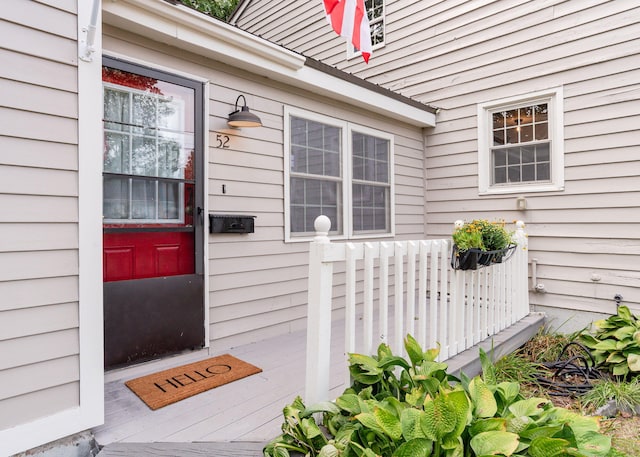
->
xmin=132 ymin=136 xmax=157 ymax=177
xmin=158 ymin=136 xmax=181 ymax=178
xmin=104 ymin=132 xmax=130 ymax=174
xmin=158 ymin=181 xmax=180 ymax=219
xmin=132 ymin=94 xmax=156 ymax=135
xmin=131 ymin=179 xmax=155 ymax=219
xmin=103 ymin=176 xmax=130 ymax=219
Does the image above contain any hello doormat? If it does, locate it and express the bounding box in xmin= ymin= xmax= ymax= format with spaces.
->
xmin=125 ymin=354 xmax=262 ymax=410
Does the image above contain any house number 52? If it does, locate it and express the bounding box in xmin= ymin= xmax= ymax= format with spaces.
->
xmin=215 ymin=133 xmax=230 ymax=149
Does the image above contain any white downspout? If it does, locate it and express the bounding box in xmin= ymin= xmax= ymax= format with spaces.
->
xmin=79 ymin=0 xmax=100 ymax=62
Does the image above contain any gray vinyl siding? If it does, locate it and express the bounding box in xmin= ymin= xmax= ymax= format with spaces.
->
xmin=234 ymin=0 xmax=345 ymax=61
xmin=0 ymin=0 xmax=80 ymax=429
xmin=104 ymin=25 xmax=425 ymax=352
xmin=236 ymin=1 xmax=640 ymax=316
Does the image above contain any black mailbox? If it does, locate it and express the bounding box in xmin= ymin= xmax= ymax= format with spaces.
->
xmin=209 ymin=214 xmax=256 ymax=234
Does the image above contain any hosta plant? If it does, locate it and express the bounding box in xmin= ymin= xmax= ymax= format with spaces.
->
xmin=579 ymin=306 xmax=640 ymax=378
xmin=264 ymin=335 xmax=612 ymax=457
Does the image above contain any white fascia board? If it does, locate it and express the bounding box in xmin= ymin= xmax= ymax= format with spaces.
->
xmin=103 ymin=0 xmax=435 ymax=128
xmin=295 ymin=66 xmax=436 ymax=127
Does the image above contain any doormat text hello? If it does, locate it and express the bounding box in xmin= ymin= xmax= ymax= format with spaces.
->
xmin=125 ymin=354 xmax=262 ymax=410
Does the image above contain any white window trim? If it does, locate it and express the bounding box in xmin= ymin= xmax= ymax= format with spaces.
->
xmin=284 ymin=106 xmax=395 ymax=242
xmin=477 ymin=87 xmax=564 ymax=195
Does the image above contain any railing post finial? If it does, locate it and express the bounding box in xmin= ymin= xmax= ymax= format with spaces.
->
xmin=314 ymin=215 xmax=331 ymax=243
xmin=513 ymin=220 xmax=528 ymax=250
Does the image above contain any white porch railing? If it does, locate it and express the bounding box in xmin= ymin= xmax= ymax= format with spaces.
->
xmin=305 ymin=216 xmax=529 ymax=405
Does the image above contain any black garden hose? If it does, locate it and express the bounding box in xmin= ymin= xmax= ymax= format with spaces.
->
xmin=533 ymin=342 xmax=606 ymax=396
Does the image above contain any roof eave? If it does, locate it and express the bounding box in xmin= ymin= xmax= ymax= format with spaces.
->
xmin=102 ymin=0 xmax=436 ymax=128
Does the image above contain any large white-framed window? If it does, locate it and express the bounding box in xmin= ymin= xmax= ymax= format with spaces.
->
xmin=284 ymin=107 xmax=394 ymax=241
xmin=347 ymin=0 xmax=385 ymax=60
xmin=477 ymin=87 xmax=564 ymax=194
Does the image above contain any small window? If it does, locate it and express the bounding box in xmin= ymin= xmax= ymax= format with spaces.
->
xmin=347 ymin=0 xmax=385 ymax=59
xmin=478 ymin=88 xmax=564 ymax=194
xmin=285 ymin=108 xmax=394 ymax=241
xmin=367 ymin=0 xmax=385 ymax=47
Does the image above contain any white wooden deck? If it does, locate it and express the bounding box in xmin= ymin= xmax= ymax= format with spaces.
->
xmin=93 ymin=321 xmax=348 ymax=448
xmin=94 ymin=312 xmax=545 ymax=452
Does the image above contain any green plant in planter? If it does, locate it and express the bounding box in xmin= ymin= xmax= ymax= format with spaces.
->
xmin=452 ymin=219 xmax=513 ymax=252
xmin=579 ymin=306 xmax=640 ymax=378
xmin=264 ymin=336 xmax=612 ymax=457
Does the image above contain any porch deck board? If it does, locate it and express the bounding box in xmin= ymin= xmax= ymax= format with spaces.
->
xmin=94 ymin=320 xmax=348 ymax=447
xmin=94 ymin=312 xmax=545 ymax=450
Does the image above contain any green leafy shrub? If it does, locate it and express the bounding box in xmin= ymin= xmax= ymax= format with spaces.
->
xmin=179 ymin=0 xmax=239 ymax=21
xmin=264 ymin=336 xmax=612 ymax=457
xmin=579 ymin=306 xmax=640 ymax=378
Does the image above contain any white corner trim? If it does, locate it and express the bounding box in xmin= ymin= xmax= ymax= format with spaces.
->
xmin=77 ymin=0 xmax=106 ymax=433
xmin=102 ymin=0 xmax=435 ymax=128
xmin=202 ymin=81 xmax=211 ymax=349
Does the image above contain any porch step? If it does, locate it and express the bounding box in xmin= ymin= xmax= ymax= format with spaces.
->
xmin=445 ymin=312 xmax=546 ymax=378
xmin=96 ymin=441 xmax=265 ymax=456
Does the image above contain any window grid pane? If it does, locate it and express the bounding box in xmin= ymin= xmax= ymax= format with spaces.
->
xmin=492 ymin=103 xmax=548 ymax=147
xmin=290 ymin=177 xmax=341 ymax=234
xmin=352 ymin=184 xmax=389 ymax=232
xmin=491 ymin=144 xmax=551 ymax=184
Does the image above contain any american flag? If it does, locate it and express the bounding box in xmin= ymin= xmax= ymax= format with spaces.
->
xmin=323 ymin=0 xmax=373 ymax=63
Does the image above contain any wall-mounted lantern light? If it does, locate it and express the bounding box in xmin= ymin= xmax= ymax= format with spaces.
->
xmin=227 ymin=95 xmax=262 ymax=128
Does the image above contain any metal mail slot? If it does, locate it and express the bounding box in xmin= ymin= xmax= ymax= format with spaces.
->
xmin=209 ymin=214 xmax=256 ymax=234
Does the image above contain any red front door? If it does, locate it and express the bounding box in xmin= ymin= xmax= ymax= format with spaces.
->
xmin=102 ymin=58 xmax=205 ymax=369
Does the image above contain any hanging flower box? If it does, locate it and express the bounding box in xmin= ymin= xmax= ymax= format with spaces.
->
xmin=451 ymin=244 xmax=516 ymax=270
xmin=451 ymin=219 xmax=516 ymax=270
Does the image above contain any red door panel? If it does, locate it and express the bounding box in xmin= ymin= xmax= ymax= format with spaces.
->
xmin=103 ymin=231 xmax=194 ymax=282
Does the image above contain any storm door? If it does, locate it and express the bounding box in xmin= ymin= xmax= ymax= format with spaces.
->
xmin=102 ymin=57 xmax=205 ymax=369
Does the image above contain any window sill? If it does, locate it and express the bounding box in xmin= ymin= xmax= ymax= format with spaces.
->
xmin=285 ymin=232 xmax=394 ymax=243
xmin=479 ymin=183 xmax=564 ymax=195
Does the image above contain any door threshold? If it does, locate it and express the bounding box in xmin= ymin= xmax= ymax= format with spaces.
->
xmin=104 ymin=347 xmax=211 ymax=383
